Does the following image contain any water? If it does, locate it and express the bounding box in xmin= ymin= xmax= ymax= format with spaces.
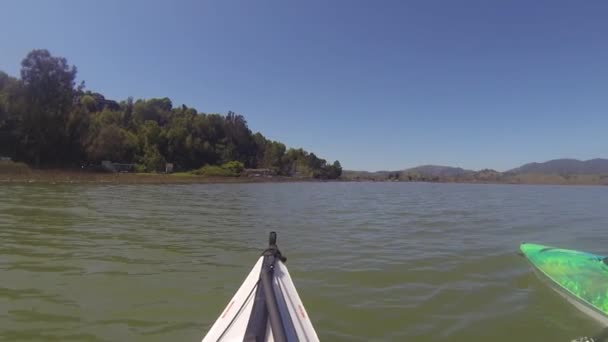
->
xmin=1 ymin=182 xmax=607 ymax=341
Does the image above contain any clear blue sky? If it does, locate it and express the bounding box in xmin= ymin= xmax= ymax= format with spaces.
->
xmin=1 ymin=0 xmax=606 ymax=171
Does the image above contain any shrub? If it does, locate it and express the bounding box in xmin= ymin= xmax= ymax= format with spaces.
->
xmin=191 ymin=161 xmax=244 ymax=177
xmin=222 ymin=161 xmax=244 ymax=174
xmin=141 ymin=146 xmax=166 ymax=172
xmin=0 ymin=160 xmax=31 ymax=174
xmin=134 ymin=164 xmax=146 ymax=173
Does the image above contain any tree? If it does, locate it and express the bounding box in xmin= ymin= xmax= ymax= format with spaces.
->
xmin=0 ymin=72 xmax=23 ymax=158
xmin=121 ymin=96 xmax=134 ymax=128
xmin=0 ymin=49 xmax=343 ymax=176
xmin=141 ymin=145 xmax=166 ymax=172
xmin=133 ymin=97 xmax=172 ymax=125
xmin=0 ymin=80 xmax=9 ymax=156
xmin=86 ymin=124 xmax=137 ymax=162
xmin=329 ymin=160 xmax=342 ymax=179
xmin=252 ymin=132 xmax=267 ymax=168
xmin=138 ymin=120 xmax=162 ymax=147
xmin=18 ymin=49 xmax=77 ymax=166
xmin=0 ymin=71 xmax=11 ymax=127
xmin=80 ymin=94 xmax=97 ymax=112
xmin=137 ymin=120 xmax=165 ymax=171
xmin=64 ymin=102 xmax=90 ymax=162
xmin=282 ymin=148 xmax=312 ymax=176
xmin=262 ymin=141 xmax=285 ymax=171
xmin=222 ymin=111 xmax=255 ymax=166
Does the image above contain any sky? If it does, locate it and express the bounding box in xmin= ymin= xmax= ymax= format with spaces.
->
xmin=1 ymin=0 xmax=607 ymax=171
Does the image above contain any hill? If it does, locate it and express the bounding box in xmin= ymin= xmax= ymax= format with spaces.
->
xmin=343 ymin=159 xmax=608 ymax=185
xmin=508 ymin=159 xmax=608 ymax=175
xmin=404 ymin=165 xmax=473 ymax=178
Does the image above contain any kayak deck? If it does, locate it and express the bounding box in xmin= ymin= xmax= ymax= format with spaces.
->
xmin=520 ymin=243 xmax=608 ymax=325
xmin=203 ymin=233 xmax=319 ymax=342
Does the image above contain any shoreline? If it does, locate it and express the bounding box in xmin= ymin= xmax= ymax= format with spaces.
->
xmin=0 ymin=169 xmax=319 ymax=185
xmin=1 ymin=169 xmax=607 ymax=186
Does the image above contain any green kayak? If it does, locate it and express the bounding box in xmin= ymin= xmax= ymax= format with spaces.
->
xmin=520 ymin=243 xmax=608 ymax=326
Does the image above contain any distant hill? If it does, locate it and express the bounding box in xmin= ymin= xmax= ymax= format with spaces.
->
xmin=342 ymin=165 xmax=474 ymax=181
xmin=341 ymin=170 xmax=391 ymax=181
xmin=342 ymin=158 xmax=608 ymax=185
xmin=508 ymin=158 xmax=608 ymax=175
xmin=404 ymin=165 xmax=473 ymax=178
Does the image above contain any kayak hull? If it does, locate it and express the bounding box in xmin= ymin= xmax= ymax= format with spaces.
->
xmin=202 ymin=256 xmax=319 ymax=342
xmin=520 ymin=243 xmax=608 ymax=325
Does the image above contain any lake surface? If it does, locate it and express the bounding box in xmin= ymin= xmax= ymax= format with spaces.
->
xmin=1 ymin=182 xmax=608 ymax=341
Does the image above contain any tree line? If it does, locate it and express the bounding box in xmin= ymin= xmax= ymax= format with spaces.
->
xmin=0 ymin=49 xmax=342 ymax=178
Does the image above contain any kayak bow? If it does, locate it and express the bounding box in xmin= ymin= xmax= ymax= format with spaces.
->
xmin=520 ymin=243 xmax=608 ymax=326
xmin=202 ymin=232 xmax=319 ymax=342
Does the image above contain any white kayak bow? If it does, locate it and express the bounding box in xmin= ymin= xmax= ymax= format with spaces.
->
xmin=202 ymin=232 xmax=319 ymax=342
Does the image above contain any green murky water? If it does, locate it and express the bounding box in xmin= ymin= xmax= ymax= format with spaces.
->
xmin=1 ymin=182 xmax=607 ymax=341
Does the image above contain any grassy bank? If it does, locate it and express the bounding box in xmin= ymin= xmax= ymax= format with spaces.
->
xmin=0 ymin=161 xmax=305 ymax=184
xmin=0 ymin=170 xmax=304 ymax=184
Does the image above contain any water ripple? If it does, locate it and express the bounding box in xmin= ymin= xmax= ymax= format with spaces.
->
xmin=1 ymin=183 xmax=607 ymax=341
